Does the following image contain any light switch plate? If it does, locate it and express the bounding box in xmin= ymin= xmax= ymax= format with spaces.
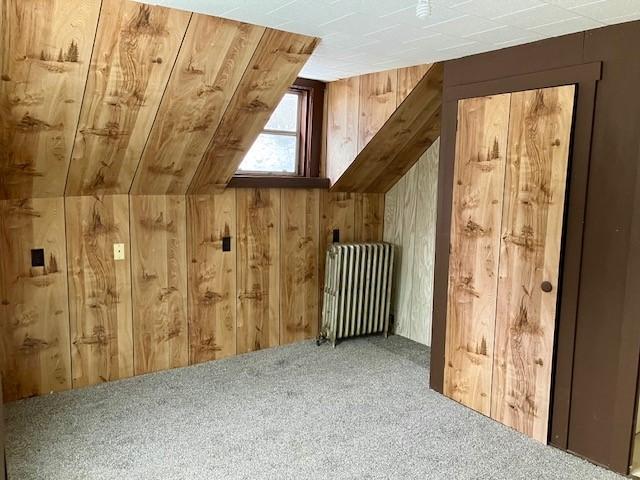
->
xmin=113 ymin=243 xmax=125 ymax=261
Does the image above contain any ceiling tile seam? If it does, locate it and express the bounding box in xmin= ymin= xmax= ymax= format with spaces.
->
xmin=62 ymin=0 xmax=105 ymax=197
xmin=186 ymin=27 xmax=273 ymax=195
xmin=362 ymin=23 xmax=404 ymax=38
xmin=529 ymin=15 xmax=587 ymax=31
xmin=437 ymin=40 xmax=482 ymax=52
xmin=421 ymin=13 xmax=473 ymax=30
xmin=462 ymin=24 xmax=533 ymax=41
xmin=402 ymin=32 xmax=443 ymax=45
xmin=267 ymin=0 xmax=299 ymax=17
xmin=318 ymin=12 xmax=359 ymax=28
xmin=128 ymin=13 xmax=195 ymax=196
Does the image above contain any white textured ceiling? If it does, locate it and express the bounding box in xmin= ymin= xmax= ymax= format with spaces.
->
xmin=142 ymin=0 xmax=640 ymax=80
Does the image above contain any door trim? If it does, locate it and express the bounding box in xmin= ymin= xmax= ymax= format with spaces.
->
xmin=431 ymin=62 xmax=601 ymax=450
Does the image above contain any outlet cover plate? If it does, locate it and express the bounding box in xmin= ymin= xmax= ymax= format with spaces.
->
xmin=113 ymin=243 xmax=125 ymax=261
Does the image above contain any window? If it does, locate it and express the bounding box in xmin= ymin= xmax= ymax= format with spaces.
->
xmin=238 ymin=92 xmax=302 ymax=175
xmin=235 ymin=78 xmax=325 ymax=180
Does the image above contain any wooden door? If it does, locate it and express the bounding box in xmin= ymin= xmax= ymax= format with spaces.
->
xmin=490 ymin=85 xmax=575 ymax=442
xmin=444 ymin=85 xmax=575 ymax=443
xmin=444 ymin=93 xmax=511 ymax=415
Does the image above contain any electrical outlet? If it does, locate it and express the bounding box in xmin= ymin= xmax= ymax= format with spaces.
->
xmin=113 ymin=243 xmax=125 ymax=261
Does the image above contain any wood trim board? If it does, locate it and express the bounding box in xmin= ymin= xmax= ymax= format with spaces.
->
xmin=431 ymin=51 xmax=605 ymax=465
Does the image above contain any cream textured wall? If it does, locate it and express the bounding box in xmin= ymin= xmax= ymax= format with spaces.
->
xmin=384 ymin=139 xmax=439 ymax=346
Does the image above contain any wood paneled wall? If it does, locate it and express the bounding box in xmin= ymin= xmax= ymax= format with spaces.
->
xmin=0 ymin=0 xmax=318 ymax=200
xmin=383 ymin=139 xmax=439 ymax=346
xmin=324 ymin=64 xmax=431 ymax=185
xmin=65 ymin=2 xmax=191 ymax=195
xmin=331 ymin=63 xmax=443 ymax=193
xmin=187 ymin=192 xmax=237 ymax=363
xmin=0 ymin=190 xmax=383 ymax=401
xmin=236 ymin=189 xmax=281 ymax=353
xmin=130 ymin=195 xmax=189 ymax=375
xmin=0 ymin=198 xmax=71 ymax=401
xmin=0 ymin=0 xmax=101 ymax=199
xmin=66 ymin=195 xmax=133 ymax=387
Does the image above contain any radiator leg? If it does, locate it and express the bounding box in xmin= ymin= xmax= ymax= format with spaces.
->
xmin=316 ymin=333 xmax=328 ymax=346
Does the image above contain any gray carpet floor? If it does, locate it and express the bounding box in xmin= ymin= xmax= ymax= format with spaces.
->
xmin=5 ymin=336 xmax=624 ymax=480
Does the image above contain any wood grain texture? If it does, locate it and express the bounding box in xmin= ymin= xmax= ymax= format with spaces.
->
xmin=331 ymin=63 xmax=443 ymax=193
xmin=66 ymin=194 xmax=133 ymax=388
xmin=131 ymin=16 xmax=265 ymax=195
xmin=358 ymin=69 xmax=398 ymax=153
xmin=395 ymin=163 xmax=418 ymax=340
xmin=0 ymin=198 xmax=71 ymax=401
xmin=383 ymin=175 xmax=405 ymax=329
xmin=280 ymin=189 xmax=320 ymax=345
xmin=0 ymin=0 xmax=101 ymax=199
xmin=384 ymin=139 xmax=440 ymax=346
xmin=188 ymin=30 xmax=318 ymax=193
xmin=187 ymin=192 xmax=237 ymax=364
xmin=320 ymin=192 xmax=355 ymax=246
xmin=236 ymin=188 xmax=280 ymax=354
xmin=130 ymin=195 xmax=188 ymax=374
xmin=409 ymin=139 xmax=439 ymax=345
xmin=397 ymin=64 xmax=432 ymax=104
xmin=490 ymin=86 xmax=574 ymax=443
xmin=317 ymin=191 xmax=355 ymax=320
xmin=65 ymin=1 xmax=190 ymax=196
xmin=444 ymin=93 xmax=511 ymax=415
xmin=354 ymin=193 xmax=384 ymax=242
xmin=326 ymin=77 xmax=360 ymax=185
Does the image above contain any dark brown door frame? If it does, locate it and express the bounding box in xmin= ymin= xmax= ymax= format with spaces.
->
xmin=431 ymin=62 xmax=602 ymax=451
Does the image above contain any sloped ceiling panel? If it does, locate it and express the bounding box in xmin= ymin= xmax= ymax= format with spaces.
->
xmin=130 ymin=15 xmax=265 ymax=195
xmin=331 ymin=62 xmax=444 ymax=193
xmin=187 ymin=29 xmax=319 ymax=194
xmin=0 ymin=0 xmax=318 ymax=198
xmin=0 ymin=0 xmax=101 ymax=199
xmin=65 ymin=1 xmax=191 ymax=196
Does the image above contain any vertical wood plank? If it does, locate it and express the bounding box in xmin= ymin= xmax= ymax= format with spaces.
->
xmin=383 ymin=176 xmax=405 ymax=325
xmin=65 ymin=1 xmax=191 ymax=195
xmin=188 ymin=30 xmax=318 ymax=192
xmin=186 ymin=192 xmax=237 ymax=364
xmin=66 ymin=194 xmax=133 ymax=387
xmin=491 ymin=86 xmax=575 ymax=442
xmin=410 ymin=139 xmax=440 ymax=345
xmin=131 ymin=16 xmax=264 ymax=195
xmin=358 ymin=69 xmax=398 ymax=153
xmin=130 ymin=195 xmax=188 ymax=374
xmin=280 ymin=189 xmax=320 ymax=345
xmin=320 ymin=191 xmax=356 ymax=246
xmin=354 ymin=193 xmax=384 ymax=242
xmin=444 ymin=93 xmax=511 ymax=415
xmin=395 ymin=162 xmax=418 ymax=339
xmin=326 ymin=77 xmax=360 ymax=184
xmin=236 ymin=188 xmax=280 ymax=354
xmin=0 ymin=0 xmax=101 ymax=199
xmin=397 ymin=64 xmax=432 ymax=105
xmin=0 ymin=198 xmax=71 ymax=401
xmin=318 ymin=191 xmax=356 ymax=320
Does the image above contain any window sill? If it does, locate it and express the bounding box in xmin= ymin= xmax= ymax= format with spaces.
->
xmin=228 ymin=175 xmax=330 ymax=189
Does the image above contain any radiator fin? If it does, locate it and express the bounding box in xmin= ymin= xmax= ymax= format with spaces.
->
xmin=321 ymin=243 xmax=394 ymax=346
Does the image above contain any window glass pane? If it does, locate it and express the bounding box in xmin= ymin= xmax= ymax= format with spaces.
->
xmin=265 ymin=93 xmax=299 ymax=132
xmin=238 ymin=133 xmax=297 ymax=173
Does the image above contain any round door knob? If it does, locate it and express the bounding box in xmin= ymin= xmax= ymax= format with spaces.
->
xmin=541 ymin=281 xmax=553 ymax=293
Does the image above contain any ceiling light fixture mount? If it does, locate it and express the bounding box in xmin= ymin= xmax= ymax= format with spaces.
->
xmin=416 ymin=0 xmax=433 ymax=19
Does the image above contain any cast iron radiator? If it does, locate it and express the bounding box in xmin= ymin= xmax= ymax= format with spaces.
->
xmin=320 ymin=243 xmax=394 ymax=346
